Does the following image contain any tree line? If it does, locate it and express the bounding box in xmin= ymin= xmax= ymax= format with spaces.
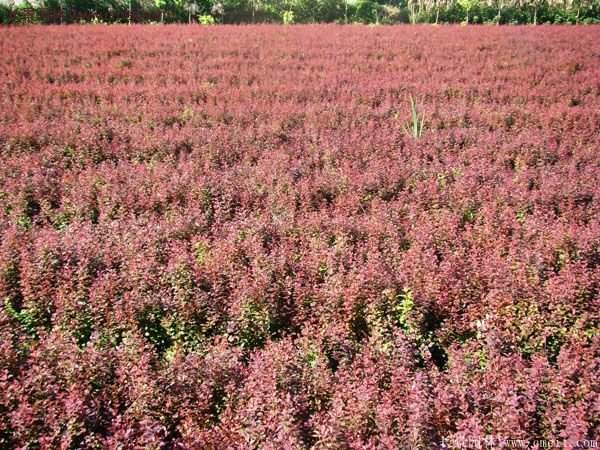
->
xmin=1 ymin=0 xmax=599 ymax=25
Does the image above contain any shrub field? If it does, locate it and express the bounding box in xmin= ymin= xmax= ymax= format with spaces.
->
xmin=0 ymin=25 xmax=599 ymax=448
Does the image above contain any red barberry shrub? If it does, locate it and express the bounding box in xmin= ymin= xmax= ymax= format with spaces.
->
xmin=0 ymin=25 xmax=599 ymax=448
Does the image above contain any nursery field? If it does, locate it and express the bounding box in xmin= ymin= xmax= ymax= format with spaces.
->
xmin=0 ymin=25 xmax=599 ymax=448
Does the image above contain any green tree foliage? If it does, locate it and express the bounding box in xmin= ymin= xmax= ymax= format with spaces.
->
xmin=457 ymin=0 xmax=479 ymax=22
xmin=3 ymin=0 xmax=600 ymax=23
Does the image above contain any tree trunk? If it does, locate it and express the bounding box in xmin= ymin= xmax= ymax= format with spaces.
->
xmin=160 ymin=11 xmax=164 ymax=23
xmin=435 ymin=5 xmax=439 ymax=23
xmin=533 ymin=4 xmax=537 ymax=24
xmin=344 ymin=0 xmax=348 ymax=23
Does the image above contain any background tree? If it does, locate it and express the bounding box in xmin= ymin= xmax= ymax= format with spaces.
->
xmin=3 ymin=0 xmax=600 ymax=24
xmin=154 ymin=0 xmax=167 ymax=21
xmin=458 ymin=0 xmax=479 ymax=21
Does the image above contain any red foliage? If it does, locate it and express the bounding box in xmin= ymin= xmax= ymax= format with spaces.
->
xmin=0 ymin=25 xmax=599 ymax=448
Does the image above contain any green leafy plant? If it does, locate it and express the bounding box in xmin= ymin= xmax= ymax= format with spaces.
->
xmin=4 ymin=298 xmax=39 ymax=338
xmin=394 ymin=287 xmax=415 ymax=332
xmin=137 ymin=306 xmax=172 ymax=354
xmin=460 ymin=202 xmax=480 ymax=227
xmin=458 ymin=0 xmax=479 ymax=23
xmin=193 ymin=241 xmax=209 ymax=265
xmin=198 ymin=14 xmax=216 ymax=24
xmin=237 ymin=300 xmax=270 ymax=351
xmin=403 ymin=95 xmax=426 ymax=139
xmin=282 ymin=10 xmax=295 ymax=24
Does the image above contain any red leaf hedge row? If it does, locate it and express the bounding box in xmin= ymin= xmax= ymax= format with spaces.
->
xmin=0 ymin=25 xmax=599 ymax=449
